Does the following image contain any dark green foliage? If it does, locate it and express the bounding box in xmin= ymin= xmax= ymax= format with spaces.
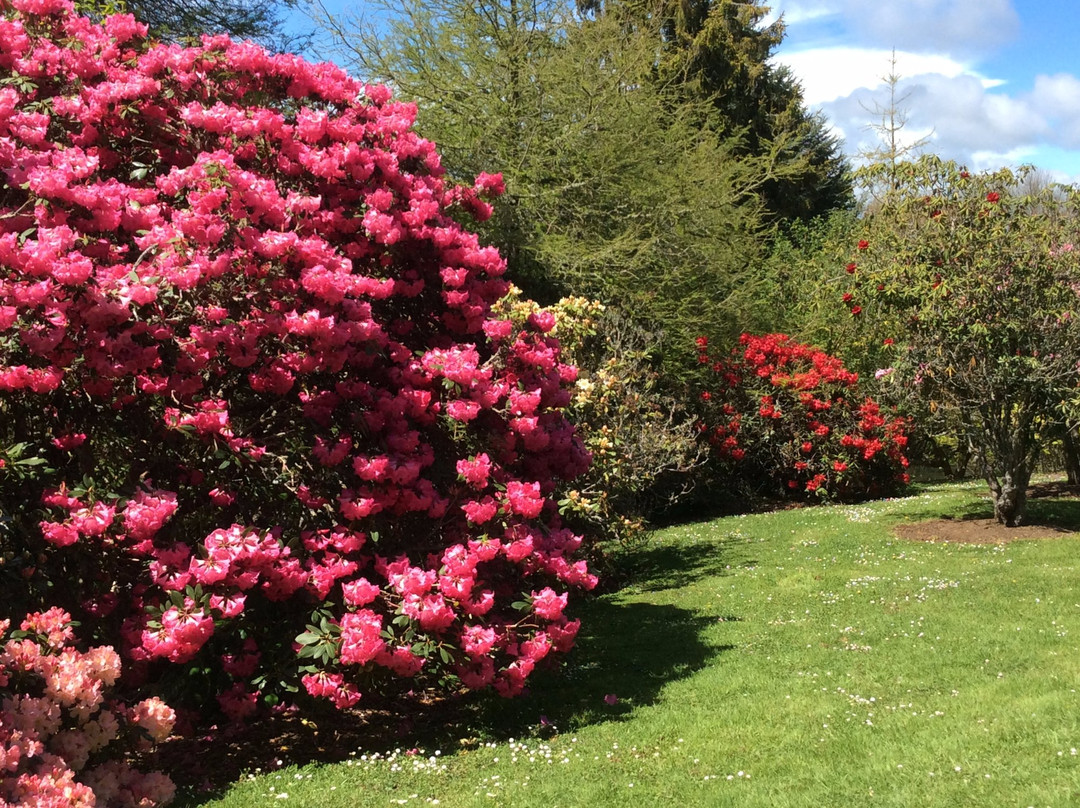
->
xmin=586 ymin=0 xmax=854 ymax=223
xmin=76 ymin=0 xmax=306 ymax=50
xmin=313 ymin=0 xmax=780 ymax=371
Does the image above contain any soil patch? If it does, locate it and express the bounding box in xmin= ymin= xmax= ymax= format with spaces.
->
xmin=894 ymin=480 xmax=1080 ymax=544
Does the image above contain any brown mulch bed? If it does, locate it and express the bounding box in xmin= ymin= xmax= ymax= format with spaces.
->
xmin=893 ymin=480 xmax=1080 ymax=544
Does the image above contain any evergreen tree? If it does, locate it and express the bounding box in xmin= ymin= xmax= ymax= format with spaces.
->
xmin=583 ymin=0 xmax=852 ymax=222
xmin=311 ymin=0 xmax=775 ymax=367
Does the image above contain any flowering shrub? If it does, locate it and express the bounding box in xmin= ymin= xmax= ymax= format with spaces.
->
xmin=492 ymin=290 xmax=706 ymax=548
xmin=0 ymin=0 xmax=592 ymax=758
xmin=0 ymin=608 xmax=176 ymax=807
xmin=845 ymin=157 xmax=1080 ymax=525
xmin=696 ymin=333 xmax=910 ymax=500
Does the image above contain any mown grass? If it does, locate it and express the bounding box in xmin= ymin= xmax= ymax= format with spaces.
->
xmin=187 ymin=480 xmax=1080 ymax=807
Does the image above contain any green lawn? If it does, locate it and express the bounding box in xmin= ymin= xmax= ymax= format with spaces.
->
xmin=189 ymin=480 xmax=1080 ymax=807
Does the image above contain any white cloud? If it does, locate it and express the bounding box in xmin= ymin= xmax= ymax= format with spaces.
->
xmin=774 ymin=47 xmax=1000 ymax=105
xmin=769 ymin=1 xmax=1080 ymax=175
xmin=812 ymin=68 xmax=1080 ymax=173
xmin=835 ymin=0 xmax=1020 ymax=55
xmin=773 ymin=0 xmax=1020 ymax=55
xmin=770 ymin=3 xmax=838 ymax=26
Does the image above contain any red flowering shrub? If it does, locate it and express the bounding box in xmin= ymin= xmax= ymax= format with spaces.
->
xmin=696 ymin=334 xmax=910 ymax=500
xmin=0 ymin=0 xmax=591 ymax=759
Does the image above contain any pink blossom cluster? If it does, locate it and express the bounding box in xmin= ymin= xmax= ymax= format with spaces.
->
xmin=0 ymin=610 xmax=175 ymax=807
xmin=0 ymin=0 xmax=593 ymax=765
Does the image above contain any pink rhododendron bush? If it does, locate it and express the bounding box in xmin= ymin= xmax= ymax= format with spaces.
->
xmin=696 ymin=333 xmax=910 ymax=501
xmin=0 ymin=0 xmax=593 ymax=797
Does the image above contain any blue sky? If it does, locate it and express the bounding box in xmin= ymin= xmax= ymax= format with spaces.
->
xmin=767 ymin=0 xmax=1080 ymax=180
xmin=287 ymin=1 xmax=1080 ymax=180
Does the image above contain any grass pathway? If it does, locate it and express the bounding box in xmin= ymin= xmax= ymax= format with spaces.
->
xmin=192 ymin=481 xmax=1080 ymax=807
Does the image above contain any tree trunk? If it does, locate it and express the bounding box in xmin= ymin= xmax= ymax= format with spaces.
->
xmin=951 ymin=437 xmax=971 ymax=481
xmin=987 ymin=465 xmax=1031 ymax=527
xmin=1063 ymin=423 xmax=1080 ymax=486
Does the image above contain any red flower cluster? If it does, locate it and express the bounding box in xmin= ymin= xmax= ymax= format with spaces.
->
xmin=695 ymin=334 xmax=910 ymax=499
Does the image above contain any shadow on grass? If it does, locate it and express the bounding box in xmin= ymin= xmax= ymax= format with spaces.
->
xmin=940 ymin=497 xmax=1080 ymax=531
xmin=611 ymin=534 xmax=754 ymax=594
xmin=886 ymin=479 xmax=1080 ymax=533
xmin=170 ymin=597 xmax=726 ymax=805
xmin=472 ymin=598 xmax=730 ymax=735
xmin=1027 ymin=498 xmax=1080 ymax=530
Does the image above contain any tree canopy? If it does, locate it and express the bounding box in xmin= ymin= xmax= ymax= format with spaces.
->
xmin=848 ymin=157 xmax=1080 ymax=525
xmin=580 ymin=0 xmax=852 ymax=222
xmin=310 ymin=0 xmax=814 ymax=366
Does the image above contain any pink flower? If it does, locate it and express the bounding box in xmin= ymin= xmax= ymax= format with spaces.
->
xmin=456 ymin=452 xmax=492 ymax=489
xmin=462 ymin=496 xmax=497 ymax=524
xmin=461 ymin=625 xmax=498 ymax=658
xmin=504 ymin=480 xmax=544 ymax=519
xmin=527 ymin=310 xmax=556 ymax=333
xmin=376 ymin=645 xmax=425 ymax=676
xmin=208 ymin=487 xmax=236 ymax=506
xmin=218 ymin=682 xmax=259 ymax=722
xmin=131 ymin=697 xmax=176 ymax=743
xmin=530 ymin=587 xmax=567 ymax=621
xmin=338 ymin=610 xmax=385 ymax=666
xmin=71 ymin=502 xmax=115 ymax=536
xmin=51 ymin=432 xmax=87 ymax=450
xmin=122 ymin=488 xmax=179 ymax=541
xmin=39 ymin=520 xmax=79 ymax=547
xmin=474 ymin=172 xmax=505 ymax=197
xmin=342 ymin=577 xmax=380 ymax=607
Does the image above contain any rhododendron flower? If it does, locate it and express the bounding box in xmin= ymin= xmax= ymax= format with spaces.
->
xmin=122 ymin=488 xmax=179 ymax=542
xmin=531 ymin=587 xmax=568 ymax=621
xmin=527 ymin=310 xmax=556 ymax=333
xmin=342 ymin=577 xmax=380 ymax=607
xmin=20 ymin=607 xmax=74 ymax=649
xmin=218 ymin=682 xmax=259 ymax=722
xmin=208 ymin=487 xmax=236 ymax=506
xmin=130 ymin=697 xmax=176 ymax=743
xmin=504 ymin=480 xmax=544 ymax=518
xmin=338 ymin=610 xmax=385 ymax=665
xmin=376 ymin=644 xmax=425 ymax=676
xmin=463 ymin=496 xmax=498 ymax=524
xmin=39 ymin=519 xmax=79 ymax=547
xmin=51 ymin=432 xmax=87 ymax=450
xmin=474 ymin=171 xmax=505 ymax=196
xmin=461 ymin=624 xmax=498 ymax=658
xmin=71 ymin=502 xmax=115 ymax=536
xmin=456 ymin=452 xmax=492 ymax=488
